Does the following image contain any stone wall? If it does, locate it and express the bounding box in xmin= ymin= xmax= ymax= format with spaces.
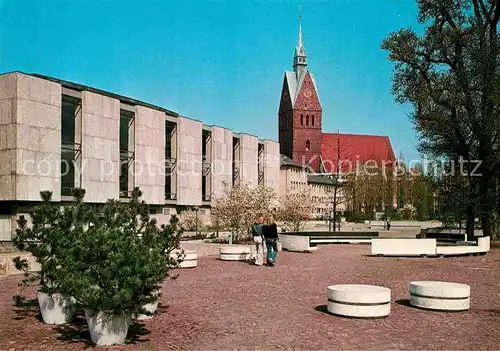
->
xmin=135 ymin=106 xmax=165 ymax=205
xmin=176 ymin=117 xmax=202 ymax=205
xmin=81 ymin=91 xmax=120 ymax=202
xmin=0 ymin=73 xmax=17 ymax=201
xmin=263 ymin=140 xmax=280 ymax=195
xmin=210 ymin=126 xmax=233 ymax=200
xmin=239 ymin=134 xmax=258 ymax=187
xmin=0 ymin=73 xmax=62 ymax=201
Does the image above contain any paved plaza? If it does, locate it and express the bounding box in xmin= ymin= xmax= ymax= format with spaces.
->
xmin=1 ymin=245 xmax=500 ymax=350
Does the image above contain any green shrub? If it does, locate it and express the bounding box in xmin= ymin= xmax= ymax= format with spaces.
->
xmin=59 ymin=188 xmax=183 ymax=316
xmin=344 ymin=211 xmax=372 ymax=223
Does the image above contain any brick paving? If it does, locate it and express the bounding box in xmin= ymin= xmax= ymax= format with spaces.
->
xmin=2 ymin=245 xmax=500 ymax=350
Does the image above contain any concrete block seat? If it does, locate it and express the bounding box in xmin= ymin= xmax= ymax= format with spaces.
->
xmin=326 ymin=284 xmax=391 ymax=318
xmin=219 ymin=246 xmax=252 ymax=261
xmin=371 ymin=236 xmax=490 ymax=257
xmin=409 ymin=281 xmax=470 ymax=311
xmin=170 ymin=250 xmax=197 ymax=268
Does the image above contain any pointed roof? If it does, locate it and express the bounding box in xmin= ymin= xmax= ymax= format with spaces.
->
xmin=284 ymin=69 xmax=321 ymax=108
xmin=295 ymin=14 xmax=306 ymax=57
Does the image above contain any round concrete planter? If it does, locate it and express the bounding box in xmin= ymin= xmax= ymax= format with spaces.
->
xmin=135 ymin=291 xmax=160 ymax=320
xmin=37 ymin=291 xmax=76 ymax=325
xmin=409 ymin=281 xmax=470 ymax=311
xmin=136 ymin=300 xmax=159 ymax=320
xmin=170 ymin=250 xmax=197 ymax=268
xmin=85 ymin=309 xmax=131 ymax=345
xmin=327 ymin=284 xmax=391 ymax=318
xmin=219 ymin=246 xmax=252 ymax=261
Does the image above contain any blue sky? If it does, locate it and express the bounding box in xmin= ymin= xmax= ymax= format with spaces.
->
xmin=1 ymin=0 xmax=421 ymax=161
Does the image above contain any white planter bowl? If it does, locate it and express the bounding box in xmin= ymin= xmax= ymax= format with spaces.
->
xmin=85 ymin=309 xmax=131 ymax=345
xmin=135 ymin=291 xmax=160 ymax=320
xmin=170 ymin=250 xmax=197 ymax=268
xmin=37 ymin=291 xmax=75 ymax=325
xmin=136 ymin=300 xmax=159 ymax=320
xmin=219 ymin=246 xmax=252 ymax=261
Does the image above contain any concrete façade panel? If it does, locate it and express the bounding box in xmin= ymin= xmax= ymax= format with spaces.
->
xmin=134 ymin=106 xmax=165 ymax=205
xmin=0 ymin=74 xmax=17 ymax=201
xmin=263 ymin=140 xmax=280 ymax=195
xmin=210 ymin=126 xmax=233 ymax=200
xmin=176 ymin=117 xmax=202 ymax=206
xmin=240 ymin=134 xmax=258 ymax=187
xmin=81 ymin=91 xmax=120 ymax=203
xmin=0 ymin=98 xmax=14 ymax=126
xmin=13 ymin=73 xmax=61 ymax=201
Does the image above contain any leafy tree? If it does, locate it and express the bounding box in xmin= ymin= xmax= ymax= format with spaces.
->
xmin=179 ymin=207 xmax=203 ymax=234
xmin=382 ymin=0 xmax=500 ymax=238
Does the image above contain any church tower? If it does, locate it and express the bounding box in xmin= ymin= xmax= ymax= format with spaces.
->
xmin=278 ymin=15 xmax=323 ymax=172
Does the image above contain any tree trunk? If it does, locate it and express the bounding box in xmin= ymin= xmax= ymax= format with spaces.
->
xmin=479 ymin=173 xmax=495 ymax=238
xmin=466 ymin=203 xmax=475 ymax=242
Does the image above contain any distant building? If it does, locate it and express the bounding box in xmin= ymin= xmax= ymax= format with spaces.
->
xmin=278 ymin=18 xmax=397 ymax=208
xmin=0 ymin=72 xmax=280 ymax=241
xmin=279 ymin=155 xmax=346 ymax=219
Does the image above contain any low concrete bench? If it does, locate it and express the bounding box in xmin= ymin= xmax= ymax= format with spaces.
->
xmin=409 ymin=281 xmax=470 ymax=311
xmin=371 ymin=237 xmax=490 ymax=257
xmin=326 ymin=284 xmax=391 ymax=318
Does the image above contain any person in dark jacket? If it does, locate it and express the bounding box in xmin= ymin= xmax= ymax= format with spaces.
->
xmin=263 ymin=216 xmax=278 ymax=266
xmin=249 ymin=215 xmax=264 ymax=265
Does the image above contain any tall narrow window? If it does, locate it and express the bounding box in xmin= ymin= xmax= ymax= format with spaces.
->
xmin=306 ymin=114 xmax=309 ymax=126
xmin=202 ymin=130 xmax=212 ymax=202
xmin=61 ymin=95 xmax=81 ymax=197
xmin=300 ymin=114 xmax=304 ymax=126
xmin=258 ymin=143 xmax=264 ymax=186
xmin=232 ymin=137 xmax=240 ymax=186
xmin=165 ymin=121 xmax=177 ymax=200
xmin=312 ymin=115 xmax=315 ymax=126
xmin=119 ymin=109 xmax=135 ymax=198
xmin=306 ymin=140 xmax=310 ymax=151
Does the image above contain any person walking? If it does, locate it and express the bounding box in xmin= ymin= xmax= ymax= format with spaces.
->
xmin=263 ymin=216 xmax=278 ymax=266
xmin=249 ymin=215 xmax=264 ymax=265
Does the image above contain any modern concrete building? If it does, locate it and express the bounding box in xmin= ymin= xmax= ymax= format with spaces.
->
xmin=0 ymin=72 xmax=280 ymax=241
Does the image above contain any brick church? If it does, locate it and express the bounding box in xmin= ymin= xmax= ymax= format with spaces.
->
xmin=278 ymin=20 xmax=396 ymax=176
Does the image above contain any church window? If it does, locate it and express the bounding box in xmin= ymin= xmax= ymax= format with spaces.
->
xmin=300 ymin=114 xmax=303 ymax=126
xmin=306 ymin=140 xmax=310 ymax=151
xmin=306 ymin=114 xmax=309 ymax=126
xmin=312 ymin=115 xmax=315 ymax=126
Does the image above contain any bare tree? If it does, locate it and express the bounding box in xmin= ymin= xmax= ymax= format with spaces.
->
xmin=277 ymin=189 xmax=316 ymax=231
xmin=211 ymin=182 xmax=275 ymax=243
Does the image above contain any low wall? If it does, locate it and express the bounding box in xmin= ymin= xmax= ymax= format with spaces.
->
xmin=278 ymin=234 xmax=314 ymax=253
xmin=370 ymin=221 xmax=442 ymax=229
xmin=371 ymin=237 xmax=490 ymax=257
xmin=372 ymin=239 xmax=436 ymax=256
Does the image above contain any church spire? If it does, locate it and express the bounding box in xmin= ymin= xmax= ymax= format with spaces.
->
xmin=293 ymin=13 xmax=307 ymax=78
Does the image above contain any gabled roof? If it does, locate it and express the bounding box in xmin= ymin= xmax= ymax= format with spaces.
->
xmin=284 ymin=69 xmax=321 ymax=108
xmin=321 ymin=133 xmax=396 ymax=173
xmin=307 ymin=174 xmax=335 ymax=185
xmin=280 ymin=154 xmax=305 ymax=169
